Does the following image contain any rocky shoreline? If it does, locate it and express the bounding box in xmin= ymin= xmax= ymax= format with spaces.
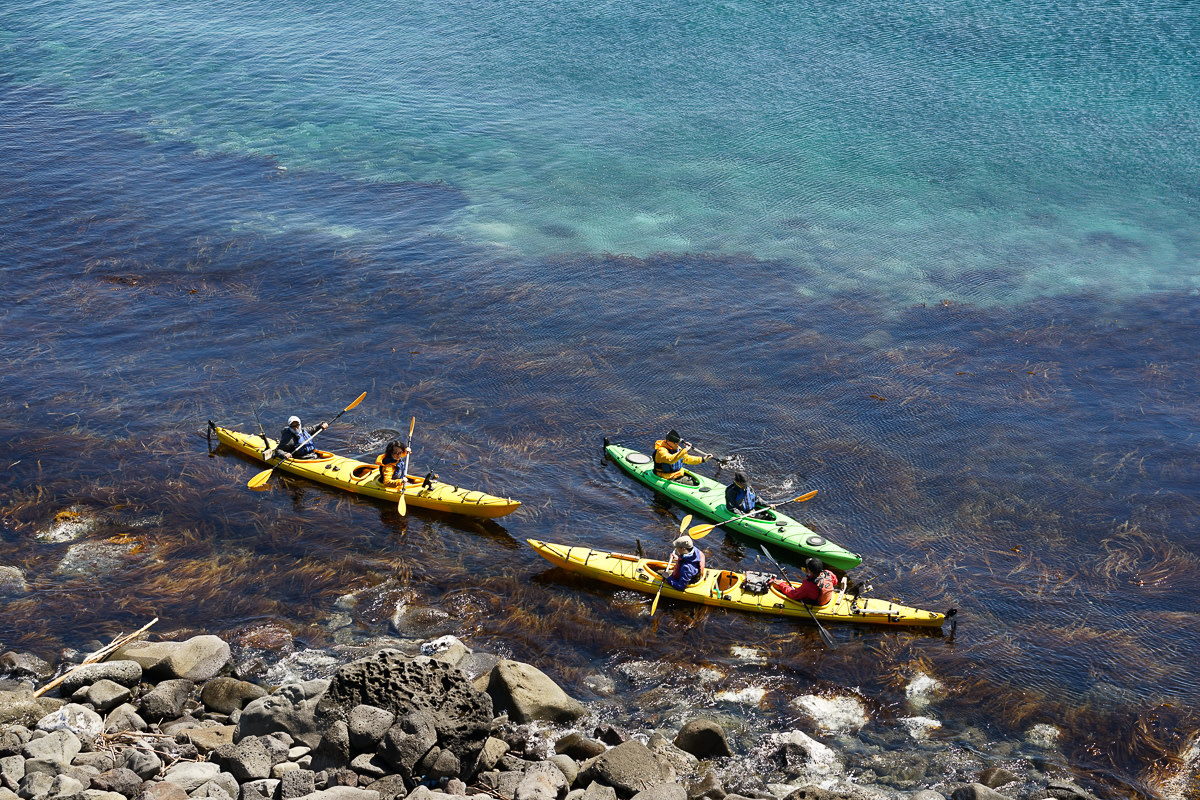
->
xmin=0 ymin=628 xmax=1112 ymax=800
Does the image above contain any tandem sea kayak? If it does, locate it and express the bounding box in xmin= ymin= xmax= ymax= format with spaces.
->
xmin=528 ymin=539 xmax=949 ymax=628
xmin=211 ymin=424 xmax=521 ymax=519
xmin=604 ymin=442 xmax=862 ymax=571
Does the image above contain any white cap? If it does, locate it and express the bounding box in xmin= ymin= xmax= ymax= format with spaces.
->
xmin=287 ymin=416 xmax=301 ymax=425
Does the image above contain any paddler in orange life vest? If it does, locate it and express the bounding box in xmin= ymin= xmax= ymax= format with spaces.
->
xmin=665 ymin=535 xmax=706 ymax=590
xmin=376 ymin=440 xmax=410 ymax=488
xmin=653 ymin=429 xmax=709 ymax=484
xmin=773 ymin=558 xmax=836 ymax=605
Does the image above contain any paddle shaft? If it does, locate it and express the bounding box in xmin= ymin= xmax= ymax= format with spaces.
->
xmin=688 ymin=490 xmax=817 ymax=538
xmin=397 ymin=416 xmax=416 ymax=515
xmin=761 ymin=544 xmax=837 ymax=650
xmin=248 ymin=392 xmax=366 ymax=489
xmin=649 ymin=515 xmax=691 ymax=617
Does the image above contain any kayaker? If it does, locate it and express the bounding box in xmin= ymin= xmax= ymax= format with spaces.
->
xmin=664 ymin=536 xmax=705 ymax=590
xmin=276 ymin=416 xmax=328 ymax=459
xmin=773 ymin=558 xmax=837 ymax=605
xmin=725 ymin=472 xmax=758 ymax=515
xmin=376 ymin=440 xmax=410 ymax=488
xmin=653 ymin=430 xmax=708 ymax=484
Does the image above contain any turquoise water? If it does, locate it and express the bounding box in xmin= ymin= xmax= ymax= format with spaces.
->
xmin=3 ymin=0 xmax=1197 ymax=304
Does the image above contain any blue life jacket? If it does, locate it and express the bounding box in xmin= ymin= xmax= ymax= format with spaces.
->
xmin=666 ymin=548 xmax=705 ymax=590
xmin=725 ymin=484 xmax=757 ymax=514
xmin=654 ymin=440 xmax=684 ymax=475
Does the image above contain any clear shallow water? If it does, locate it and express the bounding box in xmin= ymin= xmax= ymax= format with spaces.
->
xmin=1 ymin=0 xmax=1199 ymax=797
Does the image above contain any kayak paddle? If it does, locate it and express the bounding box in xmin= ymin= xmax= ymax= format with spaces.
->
xmin=397 ymin=416 xmax=416 ymax=515
xmin=687 ymin=490 xmax=817 ymax=538
xmin=650 ymin=514 xmax=692 ymax=617
xmin=761 ymin=543 xmax=837 ymax=651
xmin=247 ymin=392 xmax=367 ymax=491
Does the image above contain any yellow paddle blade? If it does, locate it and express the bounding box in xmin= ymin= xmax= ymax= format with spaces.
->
xmin=247 ymin=468 xmax=274 ymax=490
xmin=688 ymin=523 xmax=717 ymax=539
xmin=408 ymin=416 xmax=416 ymax=438
xmin=397 ymin=489 xmax=407 ymax=516
xmin=678 ymin=514 xmax=692 ymax=533
xmin=797 ymin=489 xmax=818 ymax=502
xmin=650 ymin=586 xmax=663 ymax=617
xmin=345 ymin=392 xmax=367 ymax=412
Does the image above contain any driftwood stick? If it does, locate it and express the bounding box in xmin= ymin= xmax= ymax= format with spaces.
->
xmin=34 ymin=617 xmax=158 ymax=698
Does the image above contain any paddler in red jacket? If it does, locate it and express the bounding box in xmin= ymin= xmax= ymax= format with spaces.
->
xmin=773 ymin=558 xmax=837 ymax=605
xmin=653 ymin=429 xmax=708 ymax=483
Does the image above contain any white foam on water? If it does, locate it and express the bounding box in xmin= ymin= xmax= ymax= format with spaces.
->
xmin=1024 ymin=723 xmax=1061 ymax=749
xmin=729 ymin=646 xmax=766 ymax=664
xmin=900 ymin=716 xmax=942 ymax=740
xmin=905 ymin=672 xmax=943 ymax=710
xmin=715 ymin=686 xmax=767 ymax=705
xmin=791 ymin=693 xmax=870 ymax=733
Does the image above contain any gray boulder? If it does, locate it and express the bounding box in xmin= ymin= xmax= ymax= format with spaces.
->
xmin=0 ymin=727 xmax=31 ymax=757
xmin=379 ymin=712 xmax=438 ymax=778
xmin=241 ymin=778 xmax=281 ymax=800
xmin=556 ymin=734 xmax=606 ymax=761
xmin=310 ymin=723 xmax=351 ymax=773
xmin=201 ymin=679 xmax=267 ymax=715
xmin=685 ymin=772 xmax=724 ymax=800
xmin=361 ymin=776 xmax=405 ymax=800
xmin=579 ymin=740 xmax=674 ymax=798
xmin=137 ymin=781 xmax=188 ymax=800
xmin=293 ymin=789 xmax=378 ymax=800
xmin=0 ymin=692 xmax=65 ymax=728
xmin=236 ymin=681 xmax=330 ymax=749
xmin=1044 ymin=781 xmax=1100 ymax=800
xmin=673 ymin=721 xmax=732 ymax=759
xmin=281 ymin=771 xmax=318 ymax=800
xmin=90 ymin=768 xmax=143 ymax=798
xmin=580 ymin=782 xmax=618 ymax=800
xmin=949 ymin=786 xmax=1009 ymax=800
xmin=347 ymin=706 xmax=395 ymax=753
xmin=477 ymin=661 xmax=585 ymax=724
xmin=210 ymin=737 xmax=282 ymax=783
xmin=0 ymin=653 xmax=53 ymax=683
xmin=85 ymin=681 xmax=132 ymax=713
xmin=909 ymin=792 xmax=948 ymax=800
xmin=192 ymin=782 xmax=235 ymax=800
xmin=631 ymin=786 xmax=686 ymax=800
xmin=186 ymin=725 xmax=237 ymax=755
xmin=139 ymin=679 xmax=193 ymax=721
xmin=48 ymin=773 xmax=85 ymax=798
xmin=160 ymin=762 xmax=220 ymax=793
xmin=515 ymin=762 xmax=568 ymax=800
xmin=977 ymin=769 xmax=1016 ymax=790
xmin=316 ymin=653 xmax=491 ymax=779
xmin=1 ymin=755 xmax=25 ymax=786
xmin=17 ymin=771 xmax=54 ymax=800
xmin=473 ymin=737 xmax=511 ymax=775
xmin=36 ymin=704 xmax=104 ymax=741
xmin=103 ymin=705 xmax=147 ymax=734
xmin=59 ymin=663 xmax=143 ymax=696
xmin=113 ymin=637 xmax=230 ymax=683
xmin=549 ymin=755 xmax=579 ymax=787
xmin=120 ymin=749 xmax=162 ymax=781
xmin=23 ymin=730 xmax=81 ymax=765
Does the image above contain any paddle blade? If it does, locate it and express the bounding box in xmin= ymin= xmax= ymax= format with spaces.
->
xmin=797 ymin=489 xmax=818 ymax=502
xmin=407 ymin=415 xmax=416 ymax=439
xmin=806 ymin=605 xmax=838 ymax=650
xmin=345 ymin=392 xmax=368 ymax=412
xmin=688 ymin=522 xmax=717 ymax=539
xmin=397 ymin=490 xmax=407 ymax=516
xmin=678 ymin=514 xmax=692 ymax=533
xmin=650 ymin=584 xmax=664 ymax=617
xmin=247 ymin=468 xmax=274 ymax=490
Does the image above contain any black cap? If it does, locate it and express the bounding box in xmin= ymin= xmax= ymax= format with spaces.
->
xmin=806 ymin=558 xmax=825 ymax=573
xmin=666 ymin=429 xmax=681 ymax=444
xmin=734 ymin=472 xmax=748 ymax=487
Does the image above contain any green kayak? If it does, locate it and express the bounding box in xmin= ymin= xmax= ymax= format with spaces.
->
xmin=604 ymin=442 xmax=863 ymax=571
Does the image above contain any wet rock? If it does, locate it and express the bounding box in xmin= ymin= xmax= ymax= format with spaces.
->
xmin=646 ymin=735 xmax=697 ymax=780
xmin=201 ymin=679 xmax=268 ymax=716
xmin=0 ymin=692 xmax=63 ymax=728
xmin=515 ymin=762 xmax=568 ymax=800
xmin=113 ymin=637 xmax=230 ymax=683
xmin=236 ymin=681 xmax=331 ymax=750
xmin=685 ymin=772 xmax=724 ymax=800
xmin=0 ymin=654 xmax=53 ymax=683
xmin=160 ymin=761 xmax=221 ymax=792
xmin=0 ymin=567 xmax=29 ymax=597
xmin=281 ymin=770 xmax=318 ymax=800
xmin=976 ymin=768 xmax=1016 ymax=790
xmin=139 ymin=680 xmax=193 ymax=721
xmin=593 ymin=728 xmax=627 ymax=747
xmin=186 ymin=725 xmax=237 ymax=754
xmin=59 ymin=663 xmax=143 ymax=696
xmin=361 ymin=775 xmax=405 ymax=800
xmin=556 ymin=734 xmax=605 ymax=761
xmin=1043 ymin=780 xmax=1100 ymax=800
xmin=949 ymin=785 xmax=1008 ymax=800
xmin=310 ymin=723 xmax=352 ymax=773
xmin=104 ymin=704 xmax=148 ymax=734
xmin=90 ymin=768 xmax=143 ymax=798
xmin=23 ymin=730 xmax=81 ymax=766
xmin=137 ymin=781 xmax=189 ymax=800
xmin=630 ymin=786 xmax=685 ymax=800
xmin=85 ymin=681 xmax=132 ymax=712
xmin=347 ymin=707 xmax=394 ymax=754
xmin=672 ymin=721 xmax=732 ymax=760
xmin=579 ymin=740 xmax=673 ymax=798
xmin=777 ymin=788 xmax=846 ymax=800
xmin=120 ymin=748 xmax=162 ymax=781
xmin=754 ymin=732 xmax=842 ymax=784
xmin=476 ymin=661 xmax=585 ymax=724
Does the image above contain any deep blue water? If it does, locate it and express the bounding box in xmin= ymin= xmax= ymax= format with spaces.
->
xmin=1 ymin=0 xmax=1199 ymax=796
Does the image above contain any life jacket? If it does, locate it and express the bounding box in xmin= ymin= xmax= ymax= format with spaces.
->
xmin=813 ymin=569 xmax=836 ymax=604
xmin=376 ymin=453 xmax=402 ymax=485
xmin=280 ymin=426 xmax=315 ymax=456
xmin=672 ymin=547 xmax=706 ymax=585
xmin=726 ymin=485 xmax=756 ymax=514
xmin=653 ymin=440 xmax=684 ymax=476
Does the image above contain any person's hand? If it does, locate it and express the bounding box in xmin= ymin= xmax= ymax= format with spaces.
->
xmin=702 ymin=455 xmax=710 ymax=462
xmin=319 ymin=422 xmax=329 ymax=431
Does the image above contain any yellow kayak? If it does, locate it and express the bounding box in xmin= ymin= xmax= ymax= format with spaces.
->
xmin=211 ymin=425 xmax=521 ymax=519
xmin=528 ymin=539 xmax=950 ymax=627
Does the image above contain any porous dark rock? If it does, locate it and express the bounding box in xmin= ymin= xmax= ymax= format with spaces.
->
xmin=347 ymin=706 xmax=395 ymax=754
xmin=362 ymin=775 xmax=407 ymax=800
xmin=310 ymin=722 xmax=352 ymax=773
xmin=210 ymin=736 xmax=282 ymax=783
xmin=90 ymin=767 xmax=143 ymax=798
xmin=201 ymin=679 xmax=268 ymax=715
xmin=236 ymin=681 xmax=330 ymax=749
xmin=672 ymin=721 xmax=732 ymax=760
xmin=58 ymin=662 xmax=143 ymax=695
xmin=579 ymin=740 xmax=674 ymax=799
xmin=139 ymin=680 xmax=194 ymax=721
xmin=476 ymin=661 xmax=584 ymax=724
xmin=0 ymin=726 xmax=31 ymax=757
xmin=593 ymin=727 xmax=627 ymax=747
xmin=318 ymin=653 xmax=491 ymax=781
xmin=281 ymin=770 xmax=318 ymax=800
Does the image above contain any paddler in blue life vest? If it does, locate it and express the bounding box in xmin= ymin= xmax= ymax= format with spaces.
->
xmin=773 ymin=558 xmax=837 ymax=605
xmin=275 ymin=416 xmax=328 ymax=460
xmin=653 ymin=429 xmax=708 ymax=485
xmin=665 ymin=535 xmax=706 ymax=590
xmin=725 ymin=472 xmax=758 ymax=515
xmin=376 ymin=440 xmax=410 ymax=488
